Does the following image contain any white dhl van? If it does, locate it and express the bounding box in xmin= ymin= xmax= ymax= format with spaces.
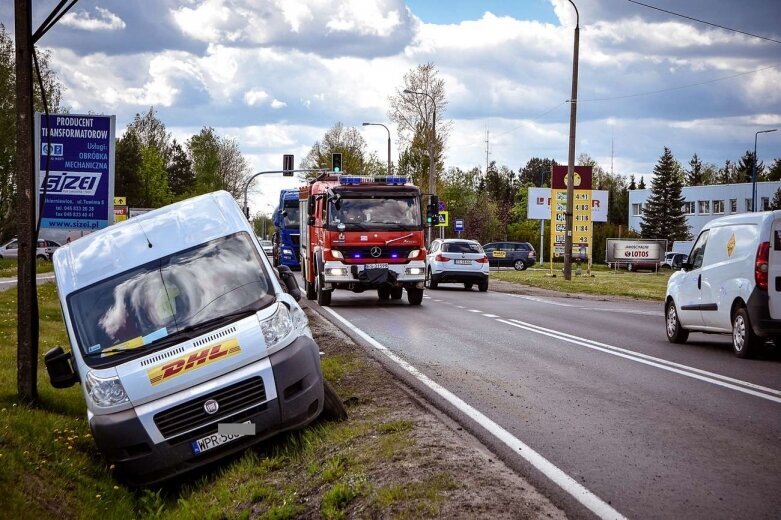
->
xmin=665 ymin=211 xmax=781 ymax=358
xmin=44 ymin=191 xmax=328 ymax=485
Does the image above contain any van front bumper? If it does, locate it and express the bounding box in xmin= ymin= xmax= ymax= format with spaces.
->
xmin=90 ymin=335 xmax=324 ymax=487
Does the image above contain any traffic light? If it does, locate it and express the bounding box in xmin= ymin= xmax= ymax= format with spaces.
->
xmin=283 ymin=154 xmax=294 ymax=176
xmin=426 ymin=195 xmax=439 ymax=226
xmin=332 ymin=153 xmax=342 ymax=172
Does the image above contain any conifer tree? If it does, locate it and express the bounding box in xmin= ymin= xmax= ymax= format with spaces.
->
xmin=638 ymin=176 xmax=646 ymax=189
xmin=628 ymin=174 xmax=637 ymax=190
xmin=640 ymin=147 xmax=690 ymax=242
xmin=770 ymin=188 xmax=781 ymax=211
xmin=686 ymin=154 xmax=703 ymax=186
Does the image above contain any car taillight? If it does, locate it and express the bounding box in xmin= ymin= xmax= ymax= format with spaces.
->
xmin=528 ymin=251 xmax=536 ymax=258
xmin=756 ymin=241 xmax=770 ymax=290
xmin=475 ymin=256 xmax=489 ymax=263
xmin=435 ymin=254 xmax=449 ymax=262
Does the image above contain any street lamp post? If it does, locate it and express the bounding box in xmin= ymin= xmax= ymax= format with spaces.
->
xmin=563 ymin=0 xmax=580 ymax=281
xmin=752 ymin=129 xmax=778 ymax=212
xmin=403 ymin=89 xmax=436 ymax=245
xmin=362 ymin=122 xmax=391 ymax=175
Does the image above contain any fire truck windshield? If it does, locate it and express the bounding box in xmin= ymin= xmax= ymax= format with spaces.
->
xmin=328 ymin=196 xmax=421 ymax=230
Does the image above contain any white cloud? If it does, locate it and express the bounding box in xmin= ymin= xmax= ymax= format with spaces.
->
xmin=244 ymin=89 xmax=270 ymax=106
xmin=271 ymin=99 xmax=287 ymax=109
xmin=61 ymin=7 xmax=126 ymax=31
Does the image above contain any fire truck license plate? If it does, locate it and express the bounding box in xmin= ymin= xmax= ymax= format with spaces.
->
xmin=364 ymin=263 xmax=388 ymax=270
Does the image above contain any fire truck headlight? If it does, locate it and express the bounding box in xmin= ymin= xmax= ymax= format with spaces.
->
xmin=406 ymin=267 xmax=423 ymax=275
xmin=408 ymin=249 xmax=421 ymax=259
xmin=330 ymin=249 xmax=344 ymax=259
xmin=261 ymin=303 xmax=294 ymax=349
xmin=326 ymin=267 xmax=347 ymax=276
xmin=86 ymin=371 xmax=129 ymax=408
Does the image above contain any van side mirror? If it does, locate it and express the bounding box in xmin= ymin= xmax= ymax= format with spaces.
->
xmin=44 ymin=346 xmax=78 ymax=388
xmin=277 ymin=265 xmax=302 ymax=301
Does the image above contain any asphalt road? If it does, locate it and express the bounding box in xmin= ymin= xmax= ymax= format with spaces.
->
xmin=305 ymin=279 xmax=781 ymax=519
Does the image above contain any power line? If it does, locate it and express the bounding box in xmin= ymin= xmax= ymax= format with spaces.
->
xmin=494 ymin=101 xmax=568 ymax=138
xmin=579 ymin=64 xmax=780 ymax=102
xmin=626 ymin=0 xmax=781 ymax=45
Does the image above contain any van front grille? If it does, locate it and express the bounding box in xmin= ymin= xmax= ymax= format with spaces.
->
xmin=153 ymin=377 xmax=266 ymax=439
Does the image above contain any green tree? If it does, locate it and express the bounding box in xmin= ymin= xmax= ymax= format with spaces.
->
xmin=127 ymin=107 xmax=171 ymax=161
xmin=166 ymin=139 xmax=194 ymax=199
xmin=770 ymin=188 xmax=781 ymax=211
xmin=686 ymin=154 xmax=704 ymax=186
xmin=300 ymin=122 xmax=369 ymax=182
xmin=0 ymin=23 xmax=66 ymax=240
xmin=187 ymin=127 xmax=221 ymax=193
xmin=628 ymin=174 xmax=637 ymax=190
xmin=720 ymin=159 xmax=735 ymax=184
xmin=637 ymin=176 xmax=646 ymax=189
xmin=115 ymin=131 xmax=144 ymax=206
xmin=217 ymin=136 xmax=251 ymax=199
xmin=737 ymin=150 xmax=764 ymax=184
xmin=767 ymin=158 xmax=781 ymax=182
xmin=640 ymin=147 xmax=690 ymax=242
xmin=139 ymin=146 xmax=171 ymax=207
xmin=396 ymin=121 xmax=444 ymax=191
xmin=518 ymin=157 xmax=556 ymax=187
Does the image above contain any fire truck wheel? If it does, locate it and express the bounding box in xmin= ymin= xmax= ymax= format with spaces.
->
xmin=407 ymin=287 xmax=423 ymax=305
xmin=316 ymin=273 xmax=332 ymax=306
xmin=305 ymin=278 xmax=316 ymax=300
xmin=390 ymin=287 xmax=404 ymax=300
xmin=321 ymin=380 xmax=348 ymax=422
xmin=377 ymin=286 xmax=391 ymax=300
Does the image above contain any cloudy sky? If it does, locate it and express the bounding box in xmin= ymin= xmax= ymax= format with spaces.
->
xmin=2 ymin=0 xmax=780 ymax=215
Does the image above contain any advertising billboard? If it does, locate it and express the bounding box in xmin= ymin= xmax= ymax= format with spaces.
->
xmin=605 ymin=239 xmax=668 ymax=265
xmin=527 ymin=187 xmax=609 ymax=221
xmin=35 ymin=113 xmax=116 ymax=231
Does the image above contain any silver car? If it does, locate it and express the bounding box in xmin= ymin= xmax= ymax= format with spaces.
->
xmin=0 ymin=238 xmax=56 ymax=260
xmin=259 ymin=239 xmax=274 ymax=256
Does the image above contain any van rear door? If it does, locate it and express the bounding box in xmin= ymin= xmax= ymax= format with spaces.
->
xmin=768 ymin=217 xmax=781 ymax=319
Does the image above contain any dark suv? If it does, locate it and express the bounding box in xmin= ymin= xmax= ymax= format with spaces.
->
xmin=482 ymin=242 xmax=536 ymax=271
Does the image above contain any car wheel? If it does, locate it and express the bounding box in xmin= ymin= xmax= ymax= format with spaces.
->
xmin=464 ymin=283 xmax=473 ymax=290
xmin=513 ymin=260 xmax=527 ymax=271
xmin=407 ymin=287 xmax=423 ymax=305
xmin=36 ymin=254 xmax=47 ymax=261
xmin=390 ymin=287 xmax=403 ymax=300
xmin=665 ymin=300 xmax=689 ymax=344
xmin=478 ymin=280 xmax=489 ymax=292
xmin=316 ymin=271 xmax=331 ymax=306
xmin=320 ymin=380 xmax=348 ymax=422
xmin=425 ymin=268 xmax=438 ymax=289
xmin=733 ymin=307 xmax=760 ymax=359
xmin=378 ymin=286 xmax=391 ymax=300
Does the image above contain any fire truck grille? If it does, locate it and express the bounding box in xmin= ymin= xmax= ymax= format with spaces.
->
xmin=336 ymin=246 xmax=417 ymax=262
xmin=154 ymin=377 xmax=266 ymax=439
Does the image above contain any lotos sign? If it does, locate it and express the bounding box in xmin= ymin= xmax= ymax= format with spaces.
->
xmin=605 ymin=239 xmax=667 ymax=264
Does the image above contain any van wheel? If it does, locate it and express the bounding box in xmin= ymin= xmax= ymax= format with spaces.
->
xmin=316 ymin=272 xmax=331 ymax=306
xmin=377 ymin=286 xmax=390 ymax=300
xmin=665 ymin=301 xmax=689 ymax=343
xmin=320 ymin=380 xmax=348 ymax=422
xmin=390 ymin=287 xmax=403 ymax=300
xmin=733 ymin=307 xmax=760 ymax=358
xmin=407 ymin=287 xmax=423 ymax=305
xmin=514 ymin=260 xmax=527 ymax=271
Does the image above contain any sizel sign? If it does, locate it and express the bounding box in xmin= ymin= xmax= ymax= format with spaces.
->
xmin=35 ymin=113 xmax=116 ymax=231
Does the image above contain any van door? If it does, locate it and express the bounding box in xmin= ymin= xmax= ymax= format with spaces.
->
xmin=676 ymin=230 xmax=710 ymax=328
xmin=768 ymin=218 xmax=781 ymax=319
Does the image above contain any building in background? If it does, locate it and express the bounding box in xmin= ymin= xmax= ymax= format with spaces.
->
xmin=629 ymin=181 xmax=781 ymax=237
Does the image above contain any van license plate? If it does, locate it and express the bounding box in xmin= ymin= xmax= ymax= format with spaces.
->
xmin=364 ymin=263 xmax=388 ymax=270
xmin=455 ymin=259 xmax=471 ymax=265
xmin=191 ymin=422 xmax=250 ymax=455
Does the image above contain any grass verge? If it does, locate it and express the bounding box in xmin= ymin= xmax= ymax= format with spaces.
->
xmin=0 ymin=286 xmax=472 ymax=518
xmin=492 ymin=264 xmax=672 ymax=300
xmin=0 ymin=258 xmax=54 ymax=278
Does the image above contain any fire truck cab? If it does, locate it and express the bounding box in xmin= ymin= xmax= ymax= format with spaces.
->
xmin=299 ymin=174 xmax=426 ymax=306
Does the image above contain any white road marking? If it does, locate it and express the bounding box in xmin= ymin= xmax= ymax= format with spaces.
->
xmin=468 ymin=309 xmax=482 ymax=313
xmin=501 ymin=318 xmax=781 ymax=404
xmin=508 ymin=294 xmax=575 ymax=307
xmin=583 ymin=307 xmax=661 ymax=317
xmin=482 ymin=314 xmax=499 ymax=318
xmin=456 ymin=305 xmax=465 ymax=308
xmin=433 ymin=299 xmax=442 ymax=302
xmin=322 ymin=307 xmax=627 ymax=520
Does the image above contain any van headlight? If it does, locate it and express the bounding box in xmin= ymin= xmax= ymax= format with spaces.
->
xmin=85 ymin=371 xmax=129 ymax=408
xmin=260 ymin=304 xmax=294 ymax=349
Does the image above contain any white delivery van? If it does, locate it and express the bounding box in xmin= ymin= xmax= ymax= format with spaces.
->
xmin=665 ymin=211 xmax=781 ymax=358
xmin=44 ymin=191 xmax=329 ymax=485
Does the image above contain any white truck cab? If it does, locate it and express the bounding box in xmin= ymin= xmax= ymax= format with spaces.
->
xmin=665 ymin=211 xmax=781 ymax=358
xmin=45 ymin=191 xmax=325 ymax=485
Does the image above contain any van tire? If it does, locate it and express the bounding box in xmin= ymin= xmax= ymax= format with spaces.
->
xmin=316 ymin=272 xmax=331 ymax=306
xmin=321 ymin=380 xmax=348 ymax=422
xmin=665 ymin=300 xmax=689 ymax=344
xmin=733 ymin=307 xmax=759 ymax=359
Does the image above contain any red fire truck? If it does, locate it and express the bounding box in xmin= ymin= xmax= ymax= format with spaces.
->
xmin=298 ymin=173 xmax=426 ymax=306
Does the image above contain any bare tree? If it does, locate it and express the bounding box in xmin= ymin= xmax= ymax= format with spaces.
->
xmin=300 ymin=122 xmax=369 ymax=181
xmin=218 ymin=136 xmax=251 ymax=199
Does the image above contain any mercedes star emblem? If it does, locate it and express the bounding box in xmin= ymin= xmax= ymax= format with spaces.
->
xmin=370 ymin=246 xmax=382 ymax=258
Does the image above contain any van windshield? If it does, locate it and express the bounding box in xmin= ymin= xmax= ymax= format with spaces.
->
xmin=68 ymin=232 xmax=275 ymax=366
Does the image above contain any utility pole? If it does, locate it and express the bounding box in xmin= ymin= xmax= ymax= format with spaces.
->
xmin=15 ymin=0 xmax=38 ymax=402
xmin=563 ymin=0 xmax=580 ymax=281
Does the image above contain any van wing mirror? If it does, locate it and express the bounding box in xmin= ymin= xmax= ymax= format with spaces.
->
xmin=277 ymin=265 xmax=302 ymax=301
xmin=44 ymin=346 xmax=78 ymax=388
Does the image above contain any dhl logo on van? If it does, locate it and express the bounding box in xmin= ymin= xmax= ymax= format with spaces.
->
xmin=147 ymin=339 xmax=241 ymax=386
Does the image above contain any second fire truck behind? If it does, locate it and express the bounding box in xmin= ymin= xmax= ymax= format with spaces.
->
xmin=299 ymin=174 xmax=426 ymax=306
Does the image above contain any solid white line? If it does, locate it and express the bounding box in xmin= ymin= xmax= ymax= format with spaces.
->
xmin=482 ymin=314 xmax=499 ymax=318
xmin=321 ymin=307 xmax=626 ymax=520
xmin=502 ymin=319 xmax=781 ymax=404
xmin=468 ymin=309 xmax=482 ymax=313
